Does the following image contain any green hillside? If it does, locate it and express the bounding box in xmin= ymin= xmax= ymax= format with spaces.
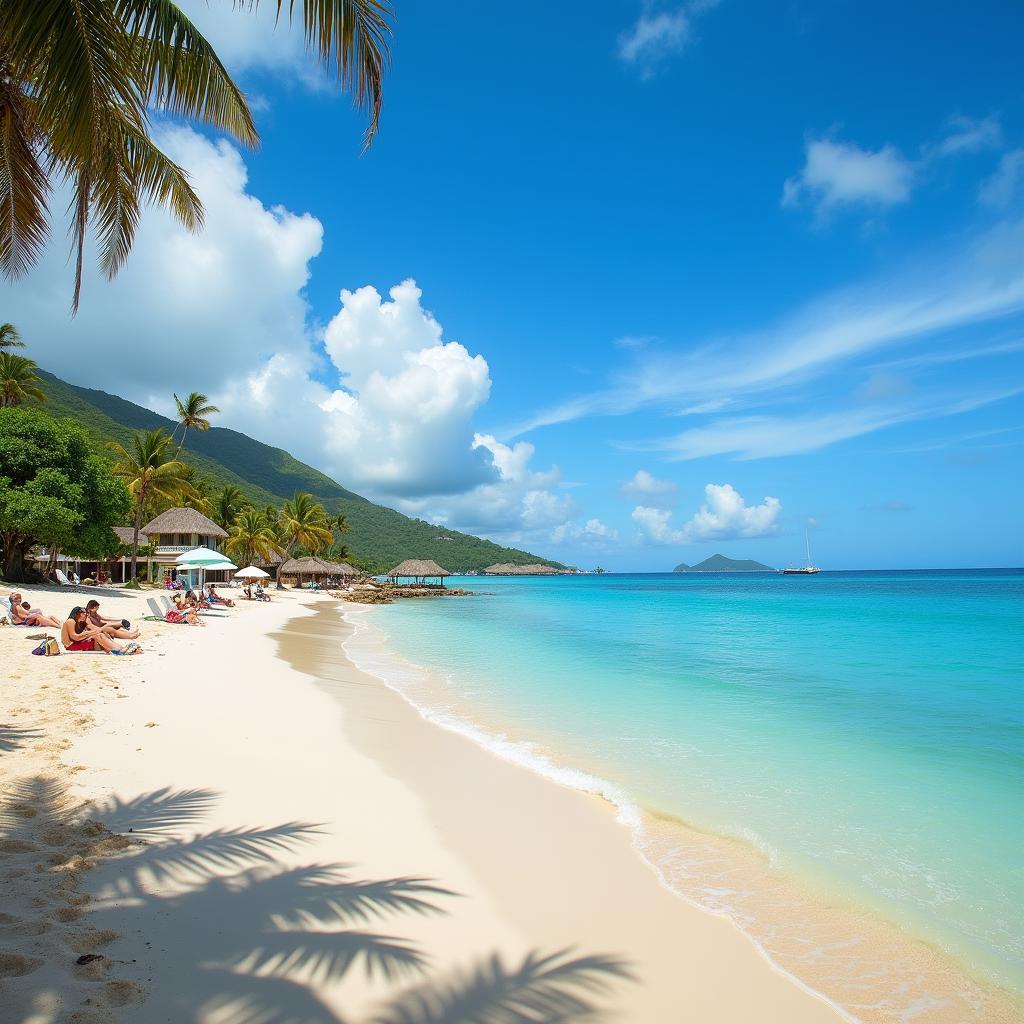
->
xmin=37 ymin=370 xmax=560 ymax=574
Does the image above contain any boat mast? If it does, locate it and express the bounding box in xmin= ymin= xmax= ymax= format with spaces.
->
xmin=805 ymin=529 xmax=812 ymax=568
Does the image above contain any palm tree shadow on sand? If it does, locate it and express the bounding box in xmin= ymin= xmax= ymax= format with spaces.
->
xmin=76 ymin=786 xmax=632 ymax=1023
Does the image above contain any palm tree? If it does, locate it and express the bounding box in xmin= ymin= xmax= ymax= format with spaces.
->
xmin=276 ymin=492 xmax=334 ymax=587
xmin=1 ymin=1 xmax=392 ymax=311
xmin=0 ymin=322 xmax=25 ymax=348
xmin=0 ymin=351 xmax=46 ymax=406
xmin=109 ymin=429 xmax=195 ymax=581
xmin=213 ymin=485 xmax=249 ymax=530
xmin=172 ymin=391 xmax=219 ymax=454
xmin=226 ymin=506 xmax=281 ymax=569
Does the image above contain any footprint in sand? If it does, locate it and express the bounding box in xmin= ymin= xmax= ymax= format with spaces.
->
xmin=97 ymin=980 xmax=145 ymax=1007
xmin=0 ymin=951 xmax=44 ymax=977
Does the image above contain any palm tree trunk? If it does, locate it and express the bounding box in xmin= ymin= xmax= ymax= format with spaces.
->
xmin=175 ymin=424 xmax=189 ymax=458
xmin=275 ymin=540 xmax=296 ymax=589
xmin=130 ymin=500 xmax=143 ymax=581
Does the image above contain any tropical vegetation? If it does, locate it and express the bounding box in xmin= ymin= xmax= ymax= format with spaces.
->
xmin=30 ymin=367 xmax=562 ymax=575
xmin=0 ymin=0 xmax=393 ymax=309
xmin=0 ymin=322 xmax=25 ymax=348
xmin=0 ymin=406 xmax=130 ymax=581
xmin=226 ymin=505 xmax=281 ymax=569
xmin=109 ymin=428 xmax=195 ymax=580
xmin=275 ymin=491 xmax=335 ymax=586
xmin=0 ymin=351 xmax=46 ymax=406
xmin=172 ymin=390 xmax=219 ymax=454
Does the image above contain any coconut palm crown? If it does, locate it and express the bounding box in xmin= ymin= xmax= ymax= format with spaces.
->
xmin=109 ymin=428 xmax=194 ymax=580
xmin=0 ymin=0 xmax=392 ymax=310
xmin=0 ymin=351 xmax=46 ymax=406
xmin=275 ymin=491 xmax=334 ymax=587
xmin=0 ymin=322 xmax=26 ymax=348
xmin=173 ymin=390 xmax=219 ymax=453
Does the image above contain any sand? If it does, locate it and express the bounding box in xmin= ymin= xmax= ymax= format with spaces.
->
xmin=1 ymin=583 xmax=852 ymax=1023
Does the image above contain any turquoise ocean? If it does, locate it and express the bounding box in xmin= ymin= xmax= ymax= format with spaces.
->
xmin=343 ymin=570 xmax=1023 ymax=1017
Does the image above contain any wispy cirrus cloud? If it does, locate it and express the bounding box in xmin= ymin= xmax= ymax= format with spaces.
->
xmin=626 ymin=385 xmax=1024 ymax=461
xmin=617 ymin=2 xmax=720 ymax=77
xmin=506 ymin=218 xmax=1024 ymax=452
xmin=979 ymin=149 xmax=1024 ymax=209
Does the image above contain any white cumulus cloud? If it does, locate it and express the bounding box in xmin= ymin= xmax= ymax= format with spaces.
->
xmin=620 ymin=469 xmax=678 ymax=506
xmin=633 ymin=483 xmax=780 ymax=544
xmin=783 ymin=139 xmax=914 ymax=215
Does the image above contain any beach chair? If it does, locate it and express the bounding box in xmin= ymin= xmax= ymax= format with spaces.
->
xmin=143 ymin=598 xmax=167 ymax=622
xmin=55 ymin=568 xmax=79 ymax=592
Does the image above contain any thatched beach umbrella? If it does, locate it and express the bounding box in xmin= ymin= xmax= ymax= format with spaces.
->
xmin=387 ymin=559 xmax=450 ymax=586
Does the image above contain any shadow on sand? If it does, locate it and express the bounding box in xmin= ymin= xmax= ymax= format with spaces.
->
xmin=4 ymin=781 xmax=630 ymax=1022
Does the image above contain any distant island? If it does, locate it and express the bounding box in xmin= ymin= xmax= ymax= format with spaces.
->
xmin=674 ymin=554 xmax=775 ymax=572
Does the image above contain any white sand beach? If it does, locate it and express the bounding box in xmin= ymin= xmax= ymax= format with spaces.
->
xmin=1 ymin=584 xmax=855 ymax=1023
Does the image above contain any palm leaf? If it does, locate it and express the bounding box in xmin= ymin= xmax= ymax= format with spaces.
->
xmin=256 ymin=0 xmax=392 ymax=148
xmin=0 ymin=81 xmax=50 ymax=279
xmin=119 ymin=0 xmax=258 ymax=146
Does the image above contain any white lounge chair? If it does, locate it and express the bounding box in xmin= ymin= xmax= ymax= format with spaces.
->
xmin=55 ymin=568 xmax=79 ymax=591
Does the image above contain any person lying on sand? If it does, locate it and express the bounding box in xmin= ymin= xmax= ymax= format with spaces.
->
xmin=168 ymin=593 xmax=203 ymax=625
xmin=85 ymin=599 xmax=140 ymax=639
xmin=9 ymin=593 xmax=60 ymax=628
xmin=206 ymin=584 xmax=234 ymax=608
xmin=62 ymin=607 xmax=142 ymax=654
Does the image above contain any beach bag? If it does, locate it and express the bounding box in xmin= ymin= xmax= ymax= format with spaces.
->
xmin=31 ymin=636 xmax=61 ymax=656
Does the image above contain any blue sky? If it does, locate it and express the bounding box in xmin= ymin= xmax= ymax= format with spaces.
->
xmin=7 ymin=1 xmax=1024 ymax=569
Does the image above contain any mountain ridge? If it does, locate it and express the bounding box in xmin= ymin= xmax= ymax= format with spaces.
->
xmin=36 ymin=369 xmax=561 ymax=575
xmin=674 ymin=553 xmax=775 ymax=572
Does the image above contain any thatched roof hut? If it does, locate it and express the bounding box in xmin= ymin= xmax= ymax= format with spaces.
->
xmin=484 ymin=562 xmax=559 ymax=575
xmin=113 ymin=526 xmax=147 ymax=547
xmin=326 ymin=561 xmax=358 ymax=577
xmin=388 ymin=559 xmax=450 ymax=584
xmin=279 ymin=556 xmax=357 ymax=582
xmin=279 ymin=556 xmax=335 ymax=576
xmin=142 ymin=507 xmax=228 ymax=539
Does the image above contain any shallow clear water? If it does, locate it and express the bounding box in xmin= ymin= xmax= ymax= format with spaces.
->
xmin=363 ymin=570 xmax=1024 ymax=996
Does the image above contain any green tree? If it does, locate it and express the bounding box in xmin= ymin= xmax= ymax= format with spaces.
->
xmin=109 ymin=428 xmax=194 ymax=581
xmin=0 ymin=0 xmax=392 ymax=310
xmin=0 ymin=407 xmax=130 ymax=581
xmin=213 ymin=484 xmax=249 ymax=529
xmin=0 ymin=351 xmax=46 ymax=406
xmin=276 ymin=491 xmax=333 ymax=587
xmin=172 ymin=390 xmax=219 ymax=454
xmin=0 ymin=322 xmax=25 ymax=348
xmin=226 ymin=505 xmax=281 ymax=568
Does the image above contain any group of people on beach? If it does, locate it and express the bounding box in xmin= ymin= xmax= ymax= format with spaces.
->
xmin=6 ymin=577 xmax=253 ymax=655
xmin=4 ymin=592 xmax=143 ymax=655
xmin=165 ymin=585 xmax=234 ymax=625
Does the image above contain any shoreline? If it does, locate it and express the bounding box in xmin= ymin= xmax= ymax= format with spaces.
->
xmin=2 ymin=584 xmax=853 ymax=1022
xmin=342 ymin=601 xmax=1024 ymax=1024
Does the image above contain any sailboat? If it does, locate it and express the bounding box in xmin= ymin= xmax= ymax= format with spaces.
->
xmin=782 ymin=530 xmax=821 ymax=574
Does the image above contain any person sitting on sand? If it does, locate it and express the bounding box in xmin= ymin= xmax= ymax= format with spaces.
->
xmin=206 ymin=584 xmax=234 ymax=608
xmin=61 ymin=607 xmax=142 ymax=654
xmin=85 ymin=599 xmax=140 ymax=639
xmin=9 ymin=593 xmax=60 ymax=628
xmin=167 ymin=594 xmax=203 ymax=625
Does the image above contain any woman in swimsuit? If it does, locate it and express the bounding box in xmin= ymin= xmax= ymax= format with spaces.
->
xmin=61 ymin=608 xmax=141 ymax=654
xmin=9 ymin=593 xmax=60 ymax=628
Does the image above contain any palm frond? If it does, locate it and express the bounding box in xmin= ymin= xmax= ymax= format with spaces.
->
xmin=259 ymin=0 xmax=392 ymax=148
xmin=119 ymin=0 xmax=258 ymax=146
xmin=0 ymin=81 xmax=51 ymax=280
